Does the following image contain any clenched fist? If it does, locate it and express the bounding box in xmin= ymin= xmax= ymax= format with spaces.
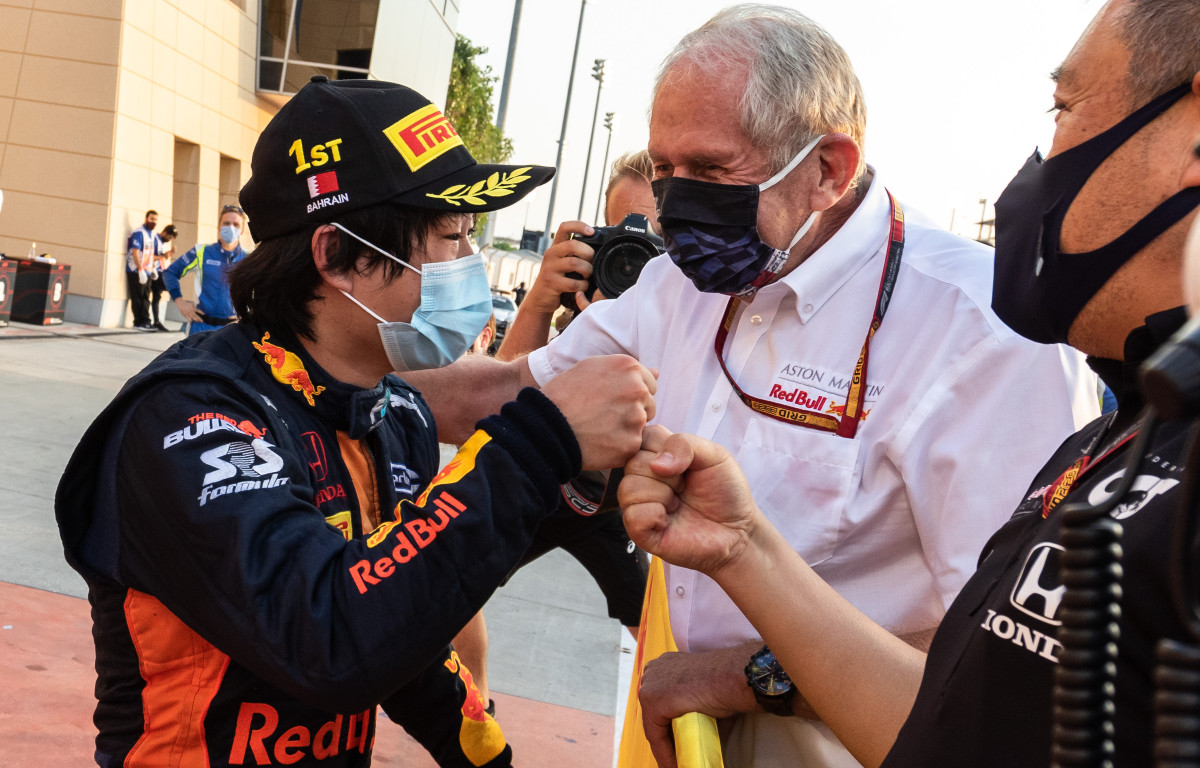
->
xmin=619 ymin=425 xmax=762 ymax=576
xmin=541 ymin=355 xmax=656 ymax=470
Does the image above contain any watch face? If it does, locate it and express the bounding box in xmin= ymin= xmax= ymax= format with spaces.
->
xmin=748 ymin=649 xmax=793 ymax=695
xmin=751 ymin=669 xmax=789 ymax=695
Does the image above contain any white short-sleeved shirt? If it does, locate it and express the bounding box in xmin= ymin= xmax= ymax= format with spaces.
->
xmin=528 ymin=170 xmax=1098 ymax=766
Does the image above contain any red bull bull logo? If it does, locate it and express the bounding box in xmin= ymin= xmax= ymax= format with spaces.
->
xmin=253 ymin=332 xmax=326 ymax=406
xmin=163 ymin=414 xmax=268 ymax=449
xmin=826 ymin=402 xmax=871 ymax=422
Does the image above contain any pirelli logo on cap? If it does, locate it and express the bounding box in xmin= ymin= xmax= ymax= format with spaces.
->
xmin=383 ymin=104 xmax=463 ymax=171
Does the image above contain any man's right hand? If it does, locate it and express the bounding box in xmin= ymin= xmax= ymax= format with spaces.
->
xmin=173 ymin=297 xmax=203 ymax=323
xmin=526 ymin=220 xmax=596 ymax=314
xmin=541 ymin=355 xmax=656 ymax=470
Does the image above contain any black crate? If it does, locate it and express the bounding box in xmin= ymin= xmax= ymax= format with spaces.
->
xmin=0 ymin=260 xmax=15 ymax=326
xmin=12 ymin=260 xmax=69 ymax=325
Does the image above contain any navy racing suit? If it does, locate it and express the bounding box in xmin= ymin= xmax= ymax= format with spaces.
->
xmin=56 ymin=322 xmax=581 ymax=767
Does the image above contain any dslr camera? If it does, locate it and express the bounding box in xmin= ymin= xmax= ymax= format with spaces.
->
xmin=560 ymin=213 xmax=665 ymax=313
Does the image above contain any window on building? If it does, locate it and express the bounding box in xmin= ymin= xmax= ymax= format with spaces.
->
xmin=257 ymin=0 xmax=379 ymax=94
xmin=172 ymin=140 xmax=201 ymax=289
xmin=219 ymin=155 xmax=242 ymax=213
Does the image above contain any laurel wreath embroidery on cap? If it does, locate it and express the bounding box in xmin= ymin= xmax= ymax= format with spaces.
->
xmin=425 ymin=167 xmax=533 ymax=206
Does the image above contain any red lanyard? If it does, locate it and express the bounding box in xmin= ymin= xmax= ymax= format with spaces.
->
xmin=713 ymin=191 xmax=905 ymax=439
xmin=1041 ymin=420 xmax=1140 ymax=518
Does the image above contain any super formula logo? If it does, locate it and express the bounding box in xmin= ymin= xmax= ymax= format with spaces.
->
xmin=198 ymin=438 xmax=290 ymax=506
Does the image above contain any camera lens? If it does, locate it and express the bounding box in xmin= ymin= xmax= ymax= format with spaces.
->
xmin=593 ymin=238 xmax=657 ymax=300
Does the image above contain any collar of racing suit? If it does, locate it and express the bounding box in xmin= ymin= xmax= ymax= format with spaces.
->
xmin=244 ymin=323 xmax=431 ymax=440
xmin=1087 ymin=305 xmax=1188 ymax=430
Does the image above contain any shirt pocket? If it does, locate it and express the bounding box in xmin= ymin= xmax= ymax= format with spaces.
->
xmin=735 ymin=417 xmax=861 ymax=568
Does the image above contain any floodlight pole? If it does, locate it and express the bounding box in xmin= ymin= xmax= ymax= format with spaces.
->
xmin=539 ymin=0 xmax=587 ymax=253
xmin=594 ymin=112 xmax=615 ymax=223
xmin=480 ymin=0 xmax=523 ymax=249
xmin=577 ymin=59 xmax=605 ymax=220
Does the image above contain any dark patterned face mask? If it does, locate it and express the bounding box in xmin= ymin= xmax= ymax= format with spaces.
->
xmin=652 ymin=135 xmax=823 ymax=296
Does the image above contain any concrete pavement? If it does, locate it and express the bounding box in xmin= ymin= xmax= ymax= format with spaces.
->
xmin=0 ymin=320 xmax=633 ymax=766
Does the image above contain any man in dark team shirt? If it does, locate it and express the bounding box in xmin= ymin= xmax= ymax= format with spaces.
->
xmin=615 ymin=1 xmax=1200 ymax=767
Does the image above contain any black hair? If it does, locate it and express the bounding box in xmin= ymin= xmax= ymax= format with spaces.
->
xmin=145 ymin=209 xmax=158 ymax=219
xmin=229 ymin=202 xmax=454 ymax=340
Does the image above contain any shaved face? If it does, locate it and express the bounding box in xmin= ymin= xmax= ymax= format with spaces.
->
xmin=605 ymin=175 xmax=658 ymax=231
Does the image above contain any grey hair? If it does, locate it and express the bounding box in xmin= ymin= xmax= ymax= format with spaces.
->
xmin=605 ymin=150 xmax=653 ymax=200
xmin=653 ymin=4 xmax=867 ymax=179
xmin=1116 ymin=0 xmax=1200 ymax=104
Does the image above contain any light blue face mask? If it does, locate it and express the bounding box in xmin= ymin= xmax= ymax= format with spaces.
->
xmin=333 ymin=223 xmax=492 ymax=372
xmin=220 ymin=225 xmax=240 ymax=246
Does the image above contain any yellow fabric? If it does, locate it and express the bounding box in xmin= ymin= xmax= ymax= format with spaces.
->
xmin=673 ymin=713 xmax=724 ymax=768
xmin=618 ymin=557 xmax=724 ymax=768
xmin=443 ymin=650 xmax=507 ymax=766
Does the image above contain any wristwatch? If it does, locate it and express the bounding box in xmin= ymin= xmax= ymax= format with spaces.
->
xmin=745 ymin=645 xmax=795 ymax=717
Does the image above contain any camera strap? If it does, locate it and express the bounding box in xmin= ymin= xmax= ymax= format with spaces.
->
xmin=713 ymin=190 xmax=905 ymax=439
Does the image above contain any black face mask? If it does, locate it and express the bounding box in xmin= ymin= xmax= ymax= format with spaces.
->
xmin=992 ymin=82 xmax=1200 ymax=345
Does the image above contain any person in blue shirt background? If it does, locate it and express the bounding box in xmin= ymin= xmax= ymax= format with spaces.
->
xmin=125 ymin=210 xmax=161 ymax=331
xmin=163 ymin=204 xmax=247 ymax=335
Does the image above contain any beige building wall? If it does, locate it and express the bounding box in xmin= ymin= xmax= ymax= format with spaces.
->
xmin=0 ymin=0 xmax=124 ymax=323
xmin=0 ymin=0 xmax=273 ymax=326
xmin=372 ymin=0 xmax=459 ymax=103
xmin=0 ymin=0 xmax=457 ymax=328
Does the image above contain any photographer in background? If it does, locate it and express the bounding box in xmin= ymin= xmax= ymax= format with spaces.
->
xmin=604 ymin=150 xmax=659 ymax=238
xmin=497 ymin=150 xmax=658 ymax=355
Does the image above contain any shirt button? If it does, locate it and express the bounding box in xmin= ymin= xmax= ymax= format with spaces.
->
xmin=676 ymin=586 xmax=685 ymax=597
xmin=749 ymin=314 xmax=763 ymax=326
xmin=803 ymin=303 xmax=814 ymax=313
xmin=710 ymin=401 xmax=721 ymax=412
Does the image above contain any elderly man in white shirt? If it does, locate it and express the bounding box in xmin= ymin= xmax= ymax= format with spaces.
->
xmin=407 ymin=5 xmax=1098 ymax=767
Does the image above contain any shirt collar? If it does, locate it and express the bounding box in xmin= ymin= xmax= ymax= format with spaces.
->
xmin=1088 ymin=305 xmax=1189 ymax=417
xmin=765 ymin=166 xmax=890 ymax=323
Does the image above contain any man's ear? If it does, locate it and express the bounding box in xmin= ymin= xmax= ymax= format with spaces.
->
xmin=312 ymin=224 xmax=355 ymax=293
xmin=810 ymin=133 xmax=862 ymax=212
xmin=1181 ymin=72 xmax=1200 ymax=189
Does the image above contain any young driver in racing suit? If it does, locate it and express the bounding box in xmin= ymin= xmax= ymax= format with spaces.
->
xmin=55 ymin=77 xmax=656 ymax=768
